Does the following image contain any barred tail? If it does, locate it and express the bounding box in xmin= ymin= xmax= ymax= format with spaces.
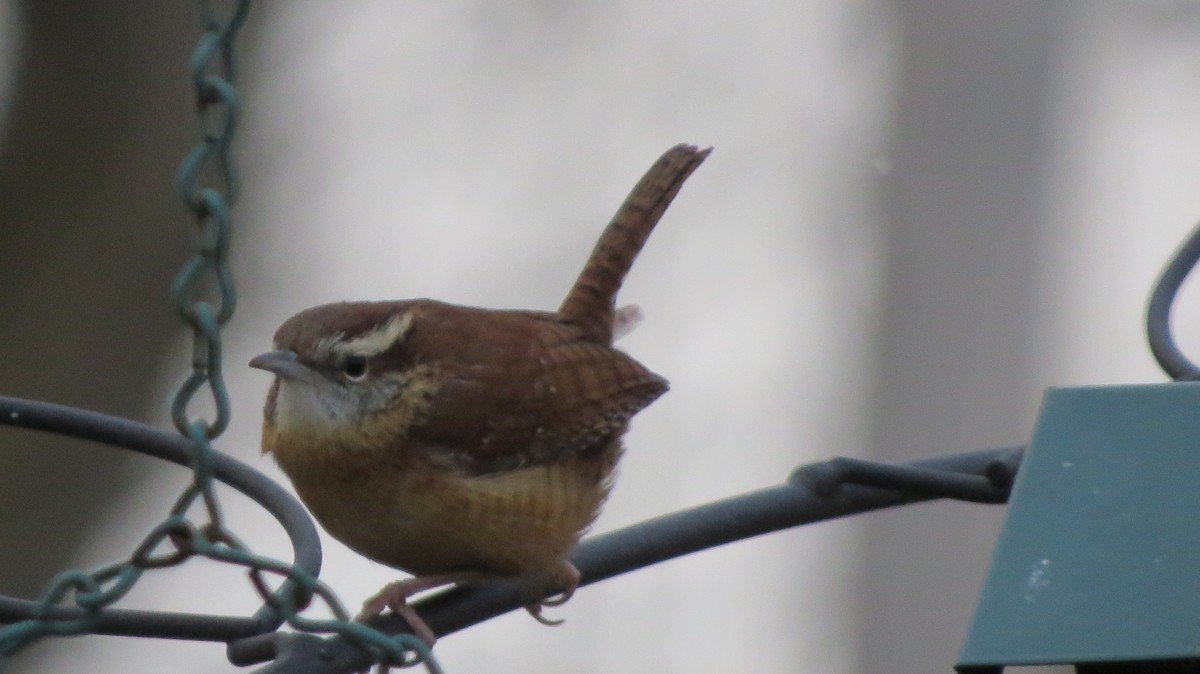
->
xmin=559 ymin=144 xmax=711 ymax=345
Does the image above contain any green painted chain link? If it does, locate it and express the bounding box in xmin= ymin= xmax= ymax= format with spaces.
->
xmin=0 ymin=4 xmax=437 ymax=671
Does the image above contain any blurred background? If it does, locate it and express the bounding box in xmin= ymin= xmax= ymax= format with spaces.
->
xmin=3 ymin=1 xmax=1200 ymax=672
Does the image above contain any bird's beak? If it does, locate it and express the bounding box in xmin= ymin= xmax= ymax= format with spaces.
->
xmin=249 ymin=350 xmax=310 ymax=381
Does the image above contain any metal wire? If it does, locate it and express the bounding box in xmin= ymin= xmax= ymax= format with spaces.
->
xmin=230 ymin=447 xmax=1023 ymax=673
xmin=1147 ymin=219 xmax=1200 ymax=380
xmin=0 ymin=396 xmax=317 ymax=641
xmin=0 ymin=386 xmax=1022 ymax=671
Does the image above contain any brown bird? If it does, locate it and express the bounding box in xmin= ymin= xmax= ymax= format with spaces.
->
xmin=249 ymin=144 xmax=710 ymax=645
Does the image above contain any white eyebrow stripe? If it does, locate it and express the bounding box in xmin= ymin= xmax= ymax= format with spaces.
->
xmin=334 ymin=312 xmax=414 ymax=357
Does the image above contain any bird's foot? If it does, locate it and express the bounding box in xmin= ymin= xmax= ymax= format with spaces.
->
xmin=524 ymin=562 xmax=581 ymax=626
xmin=357 ymin=573 xmax=479 ymax=647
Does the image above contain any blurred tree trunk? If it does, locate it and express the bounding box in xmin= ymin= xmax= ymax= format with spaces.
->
xmin=861 ymin=2 xmax=1064 ymax=672
xmin=0 ymin=1 xmax=197 ymax=597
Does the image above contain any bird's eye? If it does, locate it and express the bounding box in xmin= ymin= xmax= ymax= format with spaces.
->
xmin=341 ymin=355 xmax=368 ymax=381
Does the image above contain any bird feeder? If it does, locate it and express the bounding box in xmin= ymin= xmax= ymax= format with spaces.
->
xmin=958 ymin=382 xmax=1200 ymax=673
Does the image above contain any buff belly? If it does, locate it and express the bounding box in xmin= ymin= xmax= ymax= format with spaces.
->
xmin=275 ymin=445 xmax=614 ymax=577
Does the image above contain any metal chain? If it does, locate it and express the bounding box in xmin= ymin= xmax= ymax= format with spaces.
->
xmin=169 ymin=0 xmax=247 ymax=537
xmin=0 ymin=4 xmax=436 ymax=671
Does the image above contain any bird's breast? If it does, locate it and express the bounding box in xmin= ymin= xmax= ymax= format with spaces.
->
xmin=269 ymin=427 xmax=619 ymax=577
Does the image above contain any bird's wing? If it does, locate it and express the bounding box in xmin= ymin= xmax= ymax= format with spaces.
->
xmin=411 ymin=324 xmax=667 ymax=476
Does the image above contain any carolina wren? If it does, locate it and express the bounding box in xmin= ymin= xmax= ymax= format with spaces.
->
xmin=250 ymin=144 xmax=710 ymax=645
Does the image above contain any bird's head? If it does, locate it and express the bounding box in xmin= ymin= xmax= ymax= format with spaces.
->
xmin=249 ymin=301 xmax=433 ymax=446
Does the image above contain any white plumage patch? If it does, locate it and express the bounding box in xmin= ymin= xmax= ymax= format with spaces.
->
xmin=341 ymin=311 xmax=414 ymax=356
xmin=274 ymin=378 xmax=351 ymax=431
xmin=612 ymin=304 xmax=643 ymax=341
xmin=311 ymin=311 xmax=414 ymax=360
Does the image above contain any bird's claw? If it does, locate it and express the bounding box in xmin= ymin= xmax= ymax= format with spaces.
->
xmin=525 ymin=601 xmax=566 ymax=626
xmin=356 ymin=583 xmax=438 ymax=648
xmin=357 ymin=573 xmax=478 ymax=648
xmin=522 ymin=561 xmax=580 ymax=626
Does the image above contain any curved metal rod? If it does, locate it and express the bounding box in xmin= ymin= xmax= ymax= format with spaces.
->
xmin=233 ymin=446 xmax=1023 ymax=674
xmin=0 ymin=396 xmax=321 ymax=641
xmin=1147 ymin=220 xmax=1200 ymax=380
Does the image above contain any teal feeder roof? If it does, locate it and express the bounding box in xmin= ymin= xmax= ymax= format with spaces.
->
xmin=958 ymin=383 xmax=1200 ymax=672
